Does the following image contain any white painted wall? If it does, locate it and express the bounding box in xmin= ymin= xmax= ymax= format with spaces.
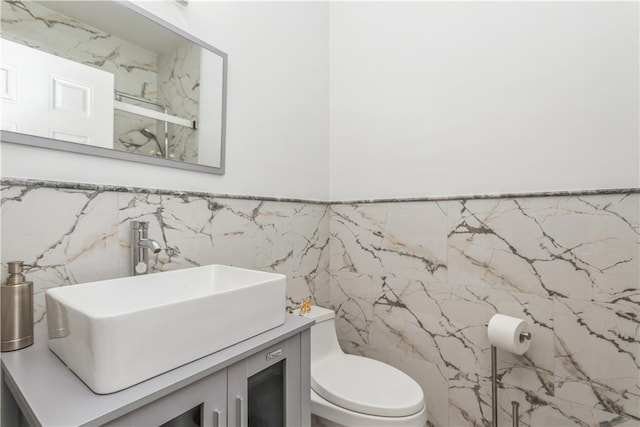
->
xmin=329 ymin=2 xmax=640 ymax=200
xmin=1 ymin=1 xmax=330 ymax=201
xmin=3 ymin=2 xmax=638 ymax=201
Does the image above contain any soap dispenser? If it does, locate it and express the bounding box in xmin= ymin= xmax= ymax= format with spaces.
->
xmin=1 ymin=261 xmax=34 ymax=351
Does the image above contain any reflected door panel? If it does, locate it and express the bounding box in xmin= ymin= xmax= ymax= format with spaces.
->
xmin=1 ymin=39 xmax=114 ymax=148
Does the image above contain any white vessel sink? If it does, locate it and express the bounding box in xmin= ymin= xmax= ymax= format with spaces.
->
xmin=45 ymin=265 xmax=286 ymax=394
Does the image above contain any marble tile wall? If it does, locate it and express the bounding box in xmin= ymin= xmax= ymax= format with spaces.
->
xmin=0 ymin=182 xmax=330 ymax=334
xmin=1 ymin=180 xmax=637 ymax=426
xmin=330 ymin=193 xmax=639 ymax=426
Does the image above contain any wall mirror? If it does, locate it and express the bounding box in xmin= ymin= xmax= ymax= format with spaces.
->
xmin=0 ymin=0 xmax=227 ymax=174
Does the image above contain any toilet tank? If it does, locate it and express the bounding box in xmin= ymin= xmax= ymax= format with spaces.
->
xmin=295 ymin=305 xmax=344 ymax=365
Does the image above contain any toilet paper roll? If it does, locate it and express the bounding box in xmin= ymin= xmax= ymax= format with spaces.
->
xmin=487 ymin=314 xmax=531 ymax=355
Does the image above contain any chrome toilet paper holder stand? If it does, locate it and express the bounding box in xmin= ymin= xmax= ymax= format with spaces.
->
xmin=487 ymin=324 xmax=532 ymax=427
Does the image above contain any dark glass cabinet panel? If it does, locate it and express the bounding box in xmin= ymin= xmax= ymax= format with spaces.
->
xmin=248 ymin=360 xmax=285 ymax=427
xmin=159 ymin=405 xmax=202 ymax=427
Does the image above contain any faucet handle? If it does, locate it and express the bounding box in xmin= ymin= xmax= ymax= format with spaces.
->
xmin=131 ymin=220 xmax=148 ymax=230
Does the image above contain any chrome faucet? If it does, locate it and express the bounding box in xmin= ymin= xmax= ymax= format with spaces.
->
xmin=131 ymin=221 xmax=161 ymax=275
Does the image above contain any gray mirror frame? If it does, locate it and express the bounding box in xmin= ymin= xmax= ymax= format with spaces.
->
xmin=1 ymin=0 xmax=227 ymax=175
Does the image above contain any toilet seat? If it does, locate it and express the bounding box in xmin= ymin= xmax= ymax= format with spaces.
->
xmin=311 ymin=355 xmax=424 ymax=417
xmin=311 ymin=389 xmax=427 ymax=427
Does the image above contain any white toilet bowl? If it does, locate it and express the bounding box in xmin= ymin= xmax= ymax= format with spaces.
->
xmin=299 ymin=306 xmax=427 ymax=427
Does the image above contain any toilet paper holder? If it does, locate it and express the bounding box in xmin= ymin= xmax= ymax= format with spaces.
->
xmin=484 ymin=322 xmax=531 ymax=343
xmin=486 ymin=319 xmax=532 ymax=427
xmin=519 ymin=331 xmax=532 ymax=343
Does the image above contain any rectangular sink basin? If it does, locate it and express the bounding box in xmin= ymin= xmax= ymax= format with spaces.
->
xmin=45 ymin=265 xmax=286 ymax=394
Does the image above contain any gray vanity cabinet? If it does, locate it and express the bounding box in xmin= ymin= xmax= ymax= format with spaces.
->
xmin=1 ymin=315 xmax=312 ymax=427
xmin=97 ymin=332 xmax=310 ymax=427
xmin=103 ymin=369 xmax=227 ymax=427
xmin=227 ymin=333 xmax=310 ymax=427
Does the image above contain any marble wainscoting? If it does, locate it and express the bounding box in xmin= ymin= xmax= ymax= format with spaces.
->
xmin=330 ymin=193 xmax=639 ymax=427
xmin=0 ymin=181 xmax=330 ymax=333
xmin=2 ymin=179 xmax=637 ymax=426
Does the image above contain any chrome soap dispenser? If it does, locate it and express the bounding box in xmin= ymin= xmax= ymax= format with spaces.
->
xmin=1 ymin=261 xmax=34 ymax=351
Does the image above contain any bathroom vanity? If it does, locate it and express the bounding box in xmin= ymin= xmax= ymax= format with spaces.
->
xmin=1 ymin=314 xmax=313 ymax=427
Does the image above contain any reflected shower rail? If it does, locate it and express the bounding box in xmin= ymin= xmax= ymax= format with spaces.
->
xmin=114 ymin=90 xmax=198 ymax=158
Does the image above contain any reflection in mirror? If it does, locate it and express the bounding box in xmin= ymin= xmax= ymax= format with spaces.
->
xmin=0 ymin=0 xmax=226 ymax=173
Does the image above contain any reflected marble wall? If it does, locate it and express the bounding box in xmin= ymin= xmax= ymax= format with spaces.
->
xmin=1 ymin=0 xmax=161 ymax=154
xmin=330 ymin=194 xmax=639 ymax=426
xmin=0 ymin=181 xmax=330 ymax=332
xmin=158 ymin=42 xmax=201 ymax=163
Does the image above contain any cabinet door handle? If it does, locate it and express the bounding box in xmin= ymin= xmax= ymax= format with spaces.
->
xmin=213 ymin=410 xmax=220 ymax=427
xmin=235 ymin=396 xmax=243 ymax=427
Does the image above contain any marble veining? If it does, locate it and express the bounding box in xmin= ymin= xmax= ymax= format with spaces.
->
xmin=330 ymin=193 xmax=638 ymax=426
xmin=2 ymin=177 xmax=636 ymax=205
xmin=448 ymin=196 xmax=639 ymax=303
xmin=1 ymin=178 xmax=637 ymax=426
xmin=158 ymin=41 xmax=201 ymax=163
xmin=0 ymin=178 xmax=328 ymax=204
xmin=332 ymin=187 xmax=640 ymax=204
xmin=0 ymin=183 xmax=330 ymax=329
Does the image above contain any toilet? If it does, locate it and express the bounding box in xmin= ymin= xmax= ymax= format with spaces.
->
xmin=299 ymin=306 xmax=427 ymax=427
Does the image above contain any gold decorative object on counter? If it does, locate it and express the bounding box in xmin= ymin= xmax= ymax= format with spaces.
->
xmin=298 ymin=296 xmax=312 ymax=316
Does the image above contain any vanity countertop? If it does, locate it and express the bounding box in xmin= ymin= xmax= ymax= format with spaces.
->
xmin=1 ymin=314 xmax=313 ymax=427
